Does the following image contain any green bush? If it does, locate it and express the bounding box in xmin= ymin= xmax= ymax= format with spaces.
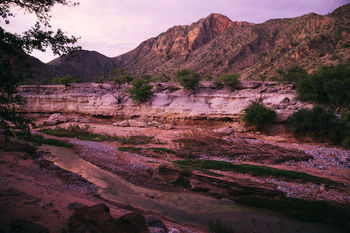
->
xmin=114 ymin=74 xmax=133 ymax=88
xmin=296 ymin=64 xmax=350 ymax=106
xmin=214 ymin=74 xmax=240 ymax=90
xmin=243 ymin=100 xmax=276 ymax=130
xmin=286 ymin=106 xmax=347 ymax=145
xmin=52 ymin=75 xmax=75 ymax=86
xmin=175 ymin=69 xmax=200 ymax=92
xmin=41 ymin=124 xmax=107 ymax=141
xmin=128 ymin=79 xmax=154 ymax=102
xmin=271 ymin=65 xmax=308 ymax=82
xmin=174 ymin=160 xmax=340 ymax=185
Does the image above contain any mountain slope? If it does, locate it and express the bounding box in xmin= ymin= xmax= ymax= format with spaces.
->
xmin=112 ymin=3 xmax=350 ymax=79
xmin=27 ymin=3 xmax=350 ymax=81
xmin=47 ymin=50 xmax=117 ymax=80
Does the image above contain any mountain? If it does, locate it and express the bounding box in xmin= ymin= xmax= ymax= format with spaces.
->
xmin=47 ymin=50 xmax=117 ymax=79
xmin=28 ymin=3 xmax=350 ymax=81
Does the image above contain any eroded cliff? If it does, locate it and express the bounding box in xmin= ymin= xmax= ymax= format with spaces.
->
xmin=19 ymin=81 xmax=311 ymax=122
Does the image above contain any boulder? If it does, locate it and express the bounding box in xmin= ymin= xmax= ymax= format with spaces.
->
xmin=10 ymin=219 xmax=49 ymax=233
xmin=113 ymin=120 xmax=129 ymax=127
xmin=48 ymin=113 xmax=68 ymax=123
xmin=69 ymin=203 xmax=149 ymax=233
xmin=145 ymin=216 xmax=167 ymax=233
xmin=128 ymin=120 xmax=148 ymax=128
xmin=43 ymin=120 xmax=58 ymax=126
xmin=147 ymin=121 xmax=162 ymax=127
xmin=214 ymin=127 xmax=234 ymax=135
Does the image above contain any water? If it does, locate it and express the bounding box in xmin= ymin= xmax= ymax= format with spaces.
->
xmin=42 ymin=145 xmax=345 ymax=233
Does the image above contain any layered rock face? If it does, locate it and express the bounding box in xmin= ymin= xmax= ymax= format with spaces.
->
xmin=19 ymin=82 xmax=311 ymax=122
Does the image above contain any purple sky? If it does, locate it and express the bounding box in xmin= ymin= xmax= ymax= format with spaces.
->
xmin=2 ymin=0 xmax=349 ymax=62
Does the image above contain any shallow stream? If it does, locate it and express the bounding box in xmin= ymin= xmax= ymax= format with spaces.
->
xmin=42 ymin=145 xmax=344 ymax=233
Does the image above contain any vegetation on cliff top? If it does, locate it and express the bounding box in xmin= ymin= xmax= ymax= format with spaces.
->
xmin=175 ymin=69 xmax=200 ymax=93
xmin=128 ymin=79 xmax=154 ymax=102
xmin=243 ymin=100 xmax=276 ymax=131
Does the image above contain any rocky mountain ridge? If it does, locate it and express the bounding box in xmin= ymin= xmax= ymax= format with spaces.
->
xmin=24 ymin=3 xmax=350 ymax=81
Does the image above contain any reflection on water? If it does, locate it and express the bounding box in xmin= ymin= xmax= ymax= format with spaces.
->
xmin=42 ymin=145 xmax=344 ymax=233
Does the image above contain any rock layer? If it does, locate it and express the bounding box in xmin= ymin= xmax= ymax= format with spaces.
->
xmin=19 ymin=81 xmax=311 ymax=122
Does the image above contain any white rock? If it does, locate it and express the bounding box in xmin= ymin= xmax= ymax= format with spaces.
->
xmin=113 ymin=120 xmax=129 ymax=127
xmin=128 ymin=120 xmax=148 ymax=128
xmin=214 ymin=127 xmax=234 ymax=135
xmin=48 ymin=113 xmax=68 ymax=123
xmin=168 ymin=228 xmax=180 ymax=233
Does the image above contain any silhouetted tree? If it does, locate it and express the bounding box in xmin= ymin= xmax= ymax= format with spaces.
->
xmin=0 ymin=0 xmax=80 ymax=140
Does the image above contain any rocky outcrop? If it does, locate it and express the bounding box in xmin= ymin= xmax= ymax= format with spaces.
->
xmin=68 ymin=203 xmax=150 ymax=233
xmin=19 ymin=81 xmax=312 ymax=123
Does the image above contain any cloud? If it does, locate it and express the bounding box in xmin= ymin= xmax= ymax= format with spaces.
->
xmin=2 ymin=0 xmax=348 ymax=62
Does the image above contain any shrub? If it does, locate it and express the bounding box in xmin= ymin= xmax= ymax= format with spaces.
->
xmin=296 ymin=64 xmax=350 ymax=106
xmin=271 ymin=65 xmax=307 ymax=82
xmin=243 ymin=100 xmax=276 ymax=130
xmin=114 ymin=74 xmax=133 ymax=88
xmin=175 ymin=69 xmax=200 ymax=92
xmin=52 ymin=75 xmax=75 ymax=86
xmin=128 ymin=79 xmax=154 ymax=102
xmin=341 ymin=137 xmax=350 ymax=149
xmin=29 ymin=134 xmax=72 ymax=148
xmin=286 ymin=106 xmax=345 ymax=145
xmin=214 ymin=74 xmax=240 ymax=90
xmin=41 ymin=124 xmax=107 ymax=141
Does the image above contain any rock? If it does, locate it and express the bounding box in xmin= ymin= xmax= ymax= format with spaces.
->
xmin=147 ymin=121 xmax=162 ymax=127
xmin=67 ymin=202 xmax=85 ymax=210
xmin=48 ymin=113 xmax=68 ymax=123
xmin=164 ymin=124 xmax=174 ymax=130
xmin=128 ymin=120 xmax=148 ymax=128
xmin=113 ymin=120 xmax=129 ymax=127
xmin=214 ymin=127 xmax=234 ymax=135
xmin=146 ymin=216 xmax=167 ymax=233
xmin=319 ymin=184 xmax=326 ymax=192
xmin=117 ymin=213 xmax=150 ymax=233
xmin=168 ymin=228 xmax=180 ymax=233
xmin=281 ymin=97 xmax=290 ymax=104
xmin=43 ymin=120 xmax=58 ymax=126
xmin=10 ymin=219 xmax=49 ymax=233
xmin=248 ymin=82 xmax=262 ymax=89
xmin=69 ymin=203 xmax=149 ymax=233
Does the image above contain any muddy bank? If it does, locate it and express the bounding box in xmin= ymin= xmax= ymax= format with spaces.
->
xmin=0 ymin=144 xmax=202 ymax=233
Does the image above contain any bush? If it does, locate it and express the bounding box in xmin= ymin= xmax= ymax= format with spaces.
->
xmin=114 ymin=74 xmax=134 ymax=88
xmin=296 ymin=64 xmax=350 ymax=106
xmin=286 ymin=106 xmax=346 ymax=145
xmin=175 ymin=69 xmax=200 ymax=92
xmin=52 ymin=75 xmax=75 ymax=86
xmin=128 ymin=79 xmax=154 ymax=102
xmin=214 ymin=74 xmax=240 ymax=90
xmin=41 ymin=124 xmax=107 ymax=141
xmin=271 ymin=65 xmax=307 ymax=82
xmin=243 ymin=100 xmax=276 ymax=130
